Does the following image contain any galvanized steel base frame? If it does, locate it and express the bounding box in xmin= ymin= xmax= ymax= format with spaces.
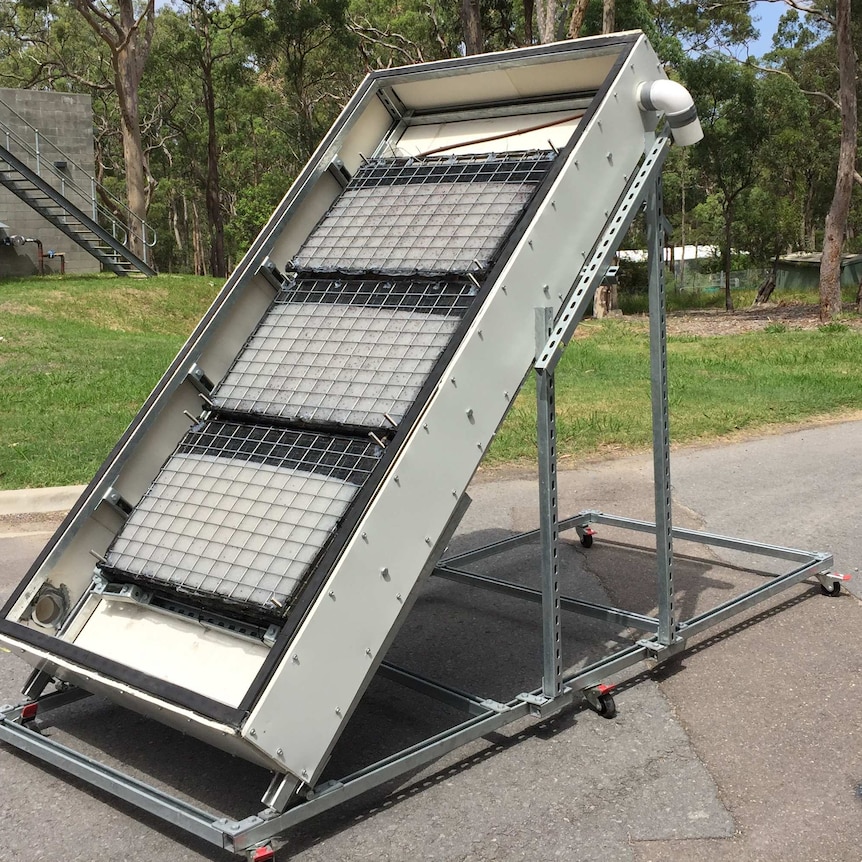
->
xmin=0 ymin=150 xmax=839 ymax=860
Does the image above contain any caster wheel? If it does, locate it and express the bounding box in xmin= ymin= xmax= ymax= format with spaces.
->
xmin=821 ymin=581 xmax=841 ymax=597
xmin=580 ymin=533 xmax=594 ymax=549
xmin=595 ymin=693 xmax=616 ymax=719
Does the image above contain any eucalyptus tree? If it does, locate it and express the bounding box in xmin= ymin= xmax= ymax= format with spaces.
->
xmin=682 ymin=55 xmax=770 ymax=311
xmin=72 ymin=0 xmax=156 ymax=260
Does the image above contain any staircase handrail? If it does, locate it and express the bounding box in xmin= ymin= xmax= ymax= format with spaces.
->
xmin=0 ymin=94 xmax=157 ymax=264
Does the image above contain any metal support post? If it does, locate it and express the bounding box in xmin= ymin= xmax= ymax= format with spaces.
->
xmin=646 ymin=176 xmax=676 ymax=646
xmin=535 ymin=307 xmax=562 ymax=698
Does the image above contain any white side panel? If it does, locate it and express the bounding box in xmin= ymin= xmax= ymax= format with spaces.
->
xmin=245 ymin=35 xmax=665 ymax=781
xmin=72 ymin=601 xmax=270 ymax=708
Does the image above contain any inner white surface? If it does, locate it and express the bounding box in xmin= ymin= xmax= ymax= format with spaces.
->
xmin=392 ymin=111 xmax=581 ymax=157
xmin=72 ymin=599 xmax=270 ymax=707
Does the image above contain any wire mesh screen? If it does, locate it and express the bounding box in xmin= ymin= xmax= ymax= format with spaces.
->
xmin=104 ymin=422 xmax=381 ymax=617
xmin=291 ymin=152 xmax=556 ymax=276
xmin=213 ymin=278 xmax=475 ymax=428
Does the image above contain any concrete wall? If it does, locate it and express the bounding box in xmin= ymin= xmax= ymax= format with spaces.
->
xmin=0 ymin=89 xmax=100 ymax=276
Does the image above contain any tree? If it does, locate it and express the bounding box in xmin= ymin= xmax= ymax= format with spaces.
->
xmin=746 ymin=0 xmax=858 ymax=319
xmin=818 ymin=0 xmax=856 ymax=320
xmin=683 ymin=56 xmax=770 ymax=311
xmin=73 ymin=0 xmax=156 ymax=261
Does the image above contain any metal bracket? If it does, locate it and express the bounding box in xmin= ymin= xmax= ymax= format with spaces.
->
xmin=515 ymin=688 xmax=573 ymax=718
xmin=636 ymin=635 xmax=685 ymax=663
xmin=256 ymin=256 xmax=286 ymax=292
xmin=261 ymin=772 xmax=301 ymax=813
xmin=186 ymin=362 xmax=215 ymax=396
xmin=100 ymin=486 xmax=133 ymax=518
xmin=327 ymin=156 xmax=352 ymax=188
xmin=93 ymin=581 xmax=152 ymax=606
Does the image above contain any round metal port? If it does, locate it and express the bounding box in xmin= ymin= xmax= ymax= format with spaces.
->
xmin=29 ymin=585 xmax=69 ymax=629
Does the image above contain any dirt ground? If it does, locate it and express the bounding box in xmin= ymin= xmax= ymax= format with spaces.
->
xmin=662 ymin=300 xmax=862 ymax=336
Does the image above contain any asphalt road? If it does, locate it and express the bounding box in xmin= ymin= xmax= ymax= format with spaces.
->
xmin=1 ymin=419 xmax=861 ymax=861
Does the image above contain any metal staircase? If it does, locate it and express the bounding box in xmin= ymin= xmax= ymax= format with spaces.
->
xmin=0 ymin=95 xmax=156 ymax=276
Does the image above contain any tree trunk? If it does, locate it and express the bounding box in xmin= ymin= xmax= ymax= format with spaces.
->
xmin=536 ymin=0 xmax=557 ymax=43
xmin=723 ymin=201 xmax=734 ymax=312
xmin=203 ymin=62 xmax=226 ymax=277
xmin=602 ymin=0 xmax=615 ymax=34
xmin=460 ymin=0 xmax=483 ymax=53
xmin=74 ymin=0 xmax=155 ymax=265
xmin=522 ymin=0 xmax=534 ymax=44
xmin=818 ymin=0 xmax=856 ymax=322
xmin=115 ymin=56 xmax=148 ymax=261
xmin=567 ymin=0 xmax=589 ymax=38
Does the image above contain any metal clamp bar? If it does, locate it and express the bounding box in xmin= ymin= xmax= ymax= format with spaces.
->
xmin=434 ymin=565 xmax=659 ymax=632
xmin=226 ymin=704 xmax=528 ymax=850
xmin=0 ymin=716 xmax=227 ymax=847
xmin=535 ymin=132 xmax=672 ymax=374
xmin=377 ymin=660 xmax=501 ymax=716
xmin=578 ymin=510 xmax=829 ymax=564
xmin=677 ymin=559 xmax=827 ymax=640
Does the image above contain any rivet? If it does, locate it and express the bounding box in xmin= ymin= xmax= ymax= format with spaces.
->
xmin=394 ymin=474 xmax=400 ymax=484
xmin=451 ymin=377 xmax=457 ymax=385
xmin=425 ymin=536 xmax=432 ymax=545
xmin=504 ymin=391 xmax=509 ymax=399
xmin=328 ymin=590 xmax=336 ymax=599
xmin=335 ymin=707 xmax=342 ymax=716
xmin=361 ymin=532 xmax=368 ymax=541
xmin=301 ymin=769 xmax=309 ymax=777
xmin=366 ymin=648 xmax=372 ymax=656
xmin=249 ymin=728 xmax=257 ymax=737
xmin=276 ymin=748 xmax=284 ymax=756
xmin=292 ymin=654 xmax=299 ymax=663
xmin=396 ymin=594 xmax=403 ymax=602
xmin=466 ymin=408 xmax=474 ymax=420
xmin=380 ymin=567 xmax=390 ymax=580
xmin=422 ymin=423 xmax=429 ymax=431
xmin=528 ymin=239 xmax=534 ymax=249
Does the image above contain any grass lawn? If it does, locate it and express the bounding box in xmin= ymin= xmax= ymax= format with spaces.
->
xmin=488 ymin=318 xmax=862 ymax=464
xmin=0 ymin=273 xmax=222 ymax=489
xmin=2 ymin=274 xmax=862 ymax=488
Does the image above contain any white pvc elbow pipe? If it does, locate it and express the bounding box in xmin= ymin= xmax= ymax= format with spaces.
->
xmin=636 ymin=79 xmax=704 ymax=147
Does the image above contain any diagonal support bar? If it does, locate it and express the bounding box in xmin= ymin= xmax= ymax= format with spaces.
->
xmin=535 ymin=132 xmax=672 ymax=374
